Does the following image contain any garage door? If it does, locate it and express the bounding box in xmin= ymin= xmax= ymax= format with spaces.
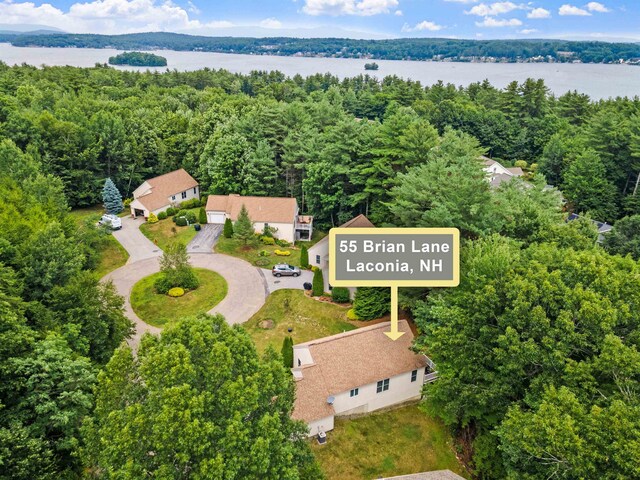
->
xmin=207 ymin=212 xmax=226 ymax=224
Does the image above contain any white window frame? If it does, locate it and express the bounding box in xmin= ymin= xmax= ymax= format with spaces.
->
xmin=376 ymin=378 xmax=390 ymax=393
xmin=350 ymin=388 xmax=359 ymax=397
xmin=411 ymin=369 xmax=417 ymax=382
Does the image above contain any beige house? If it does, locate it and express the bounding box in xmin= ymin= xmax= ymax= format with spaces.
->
xmin=205 ymin=194 xmax=313 ymax=243
xmin=482 ymin=157 xmax=524 ymax=188
xmin=308 ymin=214 xmax=374 ymax=291
xmin=291 ymin=320 xmax=437 ymax=437
xmin=130 ymin=169 xmax=199 ymax=219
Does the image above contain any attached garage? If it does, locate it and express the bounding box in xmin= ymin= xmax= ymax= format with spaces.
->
xmin=207 ymin=211 xmax=226 ymax=224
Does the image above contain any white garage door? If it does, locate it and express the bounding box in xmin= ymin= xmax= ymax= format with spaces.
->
xmin=207 ymin=212 xmax=226 ymax=224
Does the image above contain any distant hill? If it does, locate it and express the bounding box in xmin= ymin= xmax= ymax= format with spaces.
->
xmin=3 ymin=31 xmax=640 ymax=64
xmin=0 ymin=23 xmax=63 ymax=34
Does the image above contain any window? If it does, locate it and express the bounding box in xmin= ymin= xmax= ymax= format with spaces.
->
xmin=411 ymin=370 xmax=417 ymax=382
xmin=181 ymin=191 xmax=187 ymax=199
xmin=193 ymin=187 xmax=197 ymax=194
xmin=349 ymin=388 xmax=359 ymax=397
xmin=297 ymin=359 xmax=301 ymax=367
xmin=316 ymin=255 xmax=321 ymax=264
xmin=172 ymin=195 xmax=175 ymax=201
xmin=376 ymin=378 xmax=390 ymax=393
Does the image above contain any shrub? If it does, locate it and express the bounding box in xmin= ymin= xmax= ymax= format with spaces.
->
xmin=281 ymin=336 xmax=294 ymax=368
xmin=300 ymin=245 xmax=309 ymax=268
xmin=147 ymin=213 xmax=159 ymax=224
xmin=275 ymin=250 xmax=291 ymax=256
xmin=199 ymin=207 xmax=207 ymax=224
xmin=311 ymin=266 xmax=319 ymax=272
xmin=157 ymin=211 xmax=168 ymax=220
xmin=346 ymin=308 xmax=359 ymax=320
xmin=254 ymin=258 xmax=270 ymax=267
xmin=331 ymin=287 xmax=350 ymax=303
xmin=167 ymin=287 xmax=185 ymax=297
xmin=185 ymin=212 xmax=197 ymax=223
xmin=312 ymin=268 xmax=324 ymax=296
xmin=223 ymin=218 xmax=233 ymax=238
xmin=353 ymin=287 xmax=390 ymax=320
xmin=166 ymin=207 xmax=176 ymax=216
xmin=514 ymin=160 xmax=528 ymax=170
xmin=258 ymin=250 xmax=270 ymax=257
xmin=175 ymin=216 xmax=188 ymax=227
xmin=123 ymin=198 xmax=132 ymax=208
xmin=154 ymin=276 xmax=172 ymax=294
xmin=179 ymin=198 xmax=200 ymax=209
xmin=262 ymin=224 xmax=276 ymax=238
xmin=261 ymin=236 xmax=276 ymax=245
xmin=276 ymin=239 xmax=290 ymax=247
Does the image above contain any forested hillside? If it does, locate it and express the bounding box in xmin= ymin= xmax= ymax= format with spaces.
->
xmin=2 ymin=32 xmax=640 ymax=63
xmin=1 ymin=61 xmax=640 ymax=479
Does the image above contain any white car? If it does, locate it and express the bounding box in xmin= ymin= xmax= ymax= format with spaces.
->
xmin=99 ymin=214 xmax=122 ymax=230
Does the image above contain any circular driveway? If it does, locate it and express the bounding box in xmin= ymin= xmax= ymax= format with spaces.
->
xmin=103 ymin=253 xmax=266 ymax=348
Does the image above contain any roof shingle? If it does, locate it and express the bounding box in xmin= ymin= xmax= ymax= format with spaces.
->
xmin=206 ymin=194 xmax=298 ymax=224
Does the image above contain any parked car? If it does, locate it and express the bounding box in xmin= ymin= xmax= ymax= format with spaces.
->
xmin=272 ymin=264 xmax=300 ymax=277
xmin=99 ymin=213 xmax=122 ymax=230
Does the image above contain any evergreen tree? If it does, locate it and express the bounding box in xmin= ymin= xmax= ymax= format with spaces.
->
xmin=223 ymin=218 xmax=234 ymax=238
xmin=198 ymin=207 xmax=207 ymax=224
xmin=312 ymin=268 xmax=324 ymax=296
xmin=233 ymin=204 xmax=255 ymax=245
xmin=102 ymin=178 xmax=123 ymax=214
xmin=300 ymin=245 xmax=309 ymax=268
xmin=281 ymin=336 xmax=294 ymax=369
xmin=353 ymin=287 xmax=390 ymax=320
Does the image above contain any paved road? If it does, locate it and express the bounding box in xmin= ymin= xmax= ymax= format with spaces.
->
xmin=112 ymin=216 xmax=162 ymax=263
xmin=187 ymin=224 xmax=222 ymax=253
xmin=260 ymin=268 xmax=314 ymax=294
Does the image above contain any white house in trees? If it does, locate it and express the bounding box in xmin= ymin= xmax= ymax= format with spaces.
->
xmin=129 ymin=169 xmax=199 ymax=219
xmin=482 ymin=157 xmax=524 ymax=188
xmin=205 ymin=194 xmax=313 ymax=243
xmin=291 ymin=320 xmax=437 ymax=437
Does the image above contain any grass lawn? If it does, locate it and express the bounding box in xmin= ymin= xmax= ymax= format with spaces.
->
xmin=130 ymin=268 xmax=228 ymax=327
xmin=216 ymin=236 xmax=302 ymax=269
xmin=139 ymin=208 xmax=200 ymax=251
xmin=244 ymin=290 xmax=357 ymax=352
xmin=311 ymin=405 xmax=467 ymax=480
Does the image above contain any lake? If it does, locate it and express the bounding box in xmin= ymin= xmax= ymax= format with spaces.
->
xmin=1 ymin=43 xmax=639 ymax=100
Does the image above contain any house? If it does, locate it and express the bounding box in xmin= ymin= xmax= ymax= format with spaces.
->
xmin=129 ymin=169 xmax=199 ymax=219
xmin=482 ymin=156 xmax=524 ymax=188
xmin=380 ymin=471 xmax=466 ymax=480
xmin=205 ymin=194 xmax=313 ymax=243
xmin=567 ymin=213 xmax=613 ymax=243
xmin=308 ymin=214 xmax=374 ymax=291
xmin=291 ymin=320 xmax=437 ymax=437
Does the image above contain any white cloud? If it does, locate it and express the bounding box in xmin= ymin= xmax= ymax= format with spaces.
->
xmin=394 ymin=9 xmax=402 ymax=16
xmin=444 ymin=0 xmax=478 ymax=3
xmin=475 ymin=16 xmax=522 ymax=27
xmin=259 ymin=17 xmax=282 ymax=28
xmin=302 ymin=0 xmax=399 ymax=16
xmin=586 ymin=2 xmax=609 ymax=13
xmin=527 ymin=7 xmax=550 ymax=19
xmin=465 ymin=2 xmax=521 ymax=16
xmin=519 ymin=28 xmax=538 ymax=34
xmin=402 ymin=20 xmax=445 ymax=32
xmin=187 ymin=1 xmax=200 ymax=15
xmin=559 ymin=4 xmax=591 ymax=16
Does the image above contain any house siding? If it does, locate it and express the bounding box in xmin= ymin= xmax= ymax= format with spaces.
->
xmin=306 ymin=415 xmax=335 ymax=437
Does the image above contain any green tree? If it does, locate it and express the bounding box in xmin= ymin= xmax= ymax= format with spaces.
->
xmin=223 ymin=217 xmax=234 ymax=238
xmin=155 ymin=242 xmax=199 ymax=293
xmin=84 ymin=315 xmax=321 ymax=479
xmin=198 ymin=207 xmax=207 ymax=224
xmin=102 ymin=178 xmax=124 ymax=215
xmin=353 ymin=287 xmax=390 ymax=320
xmin=603 ymin=214 xmax=640 ymax=259
xmin=281 ymin=336 xmax=294 ymax=369
xmin=300 ymin=245 xmax=309 ymax=268
xmin=242 ymin=140 xmax=277 ymax=196
xmin=234 ymin=204 xmax=255 ymax=245
xmin=312 ymin=268 xmax=324 ymax=296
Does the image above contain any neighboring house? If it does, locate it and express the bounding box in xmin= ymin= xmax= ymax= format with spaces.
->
xmin=308 ymin=214 xmax=374 ymax=291
xmin=205 ymin=194 xmax=313 ymax=243
xmin=291 ymin=320 xmax=437 ymax=437
xmin=567 ymin=212 xmax=613 ymax=243
xmin=129 ymin=169 xmax=199 ymax=219
xmin=380 ymin=470 xmax=466 ymax=480
xmin=482 ymin=156 xmax=524 ymax=188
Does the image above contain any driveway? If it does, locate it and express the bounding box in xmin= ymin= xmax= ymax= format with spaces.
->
xmin=112 ymin=216 xmax=162 ymax=263
xmin=260 ymin=268 xmax=314 ymax=294
xmin=187 ymin=224 xmax=222 ymax=254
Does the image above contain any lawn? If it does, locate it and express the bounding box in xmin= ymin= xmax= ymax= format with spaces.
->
xmin=244 ymin=290 xmax=357 ymax=352
xmin=311 ymin=405 xmax=468 ymax=480
xmin=130 ymin=268 xmax=228 ymax=327
xmin=215 ymin=236 xmax=302 ymax=269
xmin=139 ymin=208 xmax=200 ymax=251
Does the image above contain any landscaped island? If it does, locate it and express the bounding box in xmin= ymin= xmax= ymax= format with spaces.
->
xmin=108 ymin=51 xmax=167 ymax=67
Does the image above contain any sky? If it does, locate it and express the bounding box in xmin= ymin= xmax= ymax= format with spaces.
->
xmin=0 ymin=0 xmax=638 ymax=40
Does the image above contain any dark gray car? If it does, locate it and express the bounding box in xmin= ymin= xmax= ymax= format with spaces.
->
xmin=272 ymin=264 xmax=301 ymax=277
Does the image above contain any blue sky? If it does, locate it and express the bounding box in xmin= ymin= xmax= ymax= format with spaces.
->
xmin=0 ymin=0 xmax=638 ymax=40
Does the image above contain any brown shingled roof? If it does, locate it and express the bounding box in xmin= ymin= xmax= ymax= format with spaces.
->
xmin=313 ymin=214 xmax=374 ymax=249
xmin=134 ymin=169 xmax=198 ymax=212
xmin=206 ymin=194 xmax=297 ymax=224
xmin=292 ymin=321 xmax=427 ymax=422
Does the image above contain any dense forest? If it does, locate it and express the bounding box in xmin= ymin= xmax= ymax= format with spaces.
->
xmin=1 ymin=61 xmax=640 ymax=479
xmin=2 ymin=32 xmax=640 ymax=63
xmin=107 ymin=51 xmax=167 ymax=67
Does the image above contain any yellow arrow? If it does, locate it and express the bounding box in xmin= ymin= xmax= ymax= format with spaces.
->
xmin=384 ymin=285 xmax=405 ymax=341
